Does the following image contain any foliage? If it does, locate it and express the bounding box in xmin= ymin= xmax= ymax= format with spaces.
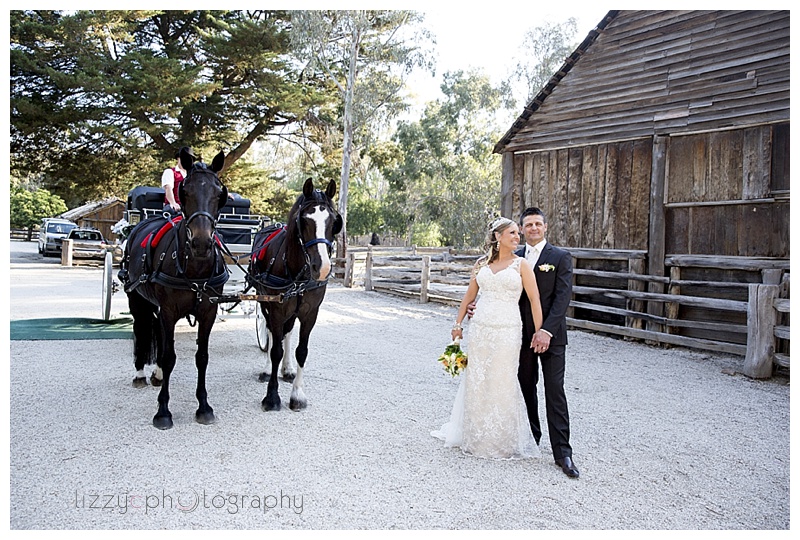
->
xmin=506 ymin=18 xmax=579 ymax=107
xmin=9 ymin=184 xmax=69 ymax=230
xmin=290 ymin=10 xmax=434 ymax=252
xmin=380 ymin=70 xmax=507 ymax=248
xmin=10 ymin=10 xmax=329 ymax=207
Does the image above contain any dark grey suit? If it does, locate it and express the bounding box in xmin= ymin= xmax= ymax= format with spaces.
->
xmin=516 ymin=242 xmax=573 ymax=460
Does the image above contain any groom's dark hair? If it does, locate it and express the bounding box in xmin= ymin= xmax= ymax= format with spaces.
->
xmin=520 ymin=207 xmax=546 ymax=224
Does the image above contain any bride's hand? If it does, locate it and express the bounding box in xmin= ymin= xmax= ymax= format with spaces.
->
xmin=451 ymin=328 xmax=463 ymax=341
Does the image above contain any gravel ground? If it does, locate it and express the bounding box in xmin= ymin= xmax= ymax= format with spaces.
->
xmin=7 ymin=240 xmax=791 ymax=530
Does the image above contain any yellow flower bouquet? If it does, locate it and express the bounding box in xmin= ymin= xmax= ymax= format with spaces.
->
xmin=437 ymin=338 xmax=468 ymax=377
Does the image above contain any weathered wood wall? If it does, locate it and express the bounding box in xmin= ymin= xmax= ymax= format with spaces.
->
xmin=513 ymin=139 xmax=652 ymax=251
xmin=498 ymin=11 xmax=789 ymax=153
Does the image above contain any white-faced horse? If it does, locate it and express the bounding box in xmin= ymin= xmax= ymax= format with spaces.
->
xmin=247 ymin=178 xmax=342 ymax=411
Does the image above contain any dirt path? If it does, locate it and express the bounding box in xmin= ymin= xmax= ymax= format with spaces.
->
xmin=7 ymin=240 xmax=790 ymax=529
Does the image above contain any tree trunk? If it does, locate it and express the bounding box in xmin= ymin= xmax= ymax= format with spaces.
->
xmin=336 ymin=18 xmax=362 ymax=260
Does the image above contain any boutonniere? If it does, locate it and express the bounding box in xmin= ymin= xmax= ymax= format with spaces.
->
xmin=538 ymin=263 xmax=555 ymax=272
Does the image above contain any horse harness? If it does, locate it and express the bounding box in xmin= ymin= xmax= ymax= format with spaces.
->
xmin=243 ymin=197 xmax=336 ymax=304
xmin=121 ymin=212 xmax=229 ymax=302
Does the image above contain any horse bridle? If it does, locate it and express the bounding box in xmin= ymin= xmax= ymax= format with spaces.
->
xmin=294 ymin=195 xmax=336 ymax=258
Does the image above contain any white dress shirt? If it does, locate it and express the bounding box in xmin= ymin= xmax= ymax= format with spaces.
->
xmin=525 ymin=239 xmax=547 ymax=265
xmin=524 ymin=239 xmax=552 ymax=338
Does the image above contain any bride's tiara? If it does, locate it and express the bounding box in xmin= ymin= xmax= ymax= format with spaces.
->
xmin=489 ymin=217 xmax=514 ymax=231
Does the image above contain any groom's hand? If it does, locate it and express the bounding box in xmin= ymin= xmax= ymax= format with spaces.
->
xmin=531 ymin=329 xmax=551 ymax=353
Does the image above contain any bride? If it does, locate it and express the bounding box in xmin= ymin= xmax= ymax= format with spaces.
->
xmin=432 ymin=217 xmax=543 ymax=459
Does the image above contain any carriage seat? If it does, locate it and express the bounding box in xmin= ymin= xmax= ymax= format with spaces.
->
xmin=127 ymin=186 xmax=166 ymax=211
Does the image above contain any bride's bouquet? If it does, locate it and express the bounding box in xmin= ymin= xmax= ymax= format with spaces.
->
xmin=437 ymin=338 xmax=468 ymax=377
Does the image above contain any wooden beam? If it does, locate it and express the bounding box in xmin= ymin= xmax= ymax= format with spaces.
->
xmin=567 ymin=317 xmax=747 ymax=356
xmin=647 ymin=135 xmax=668 ymax=334
xmin=572 ymin=285 xmax=748 ymax=312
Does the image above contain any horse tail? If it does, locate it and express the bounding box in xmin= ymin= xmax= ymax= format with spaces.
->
xmin=129 ymin=292 xmax=161 ymax=368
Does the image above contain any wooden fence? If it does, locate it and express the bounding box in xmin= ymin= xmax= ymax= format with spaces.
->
xmin=345 ymin=246 xmax=790 ymax=379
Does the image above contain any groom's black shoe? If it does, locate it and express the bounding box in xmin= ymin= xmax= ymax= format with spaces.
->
xmin=555 ymin=456 xmax=580 ymax=478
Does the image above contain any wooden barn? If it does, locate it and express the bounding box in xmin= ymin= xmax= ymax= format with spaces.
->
xmin=60 ymin=197 xmax=125 ymax=242
xmin=495 ymin=10 xmax=790 ymax=376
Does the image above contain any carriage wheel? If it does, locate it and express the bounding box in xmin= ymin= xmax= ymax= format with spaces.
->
xmin=101 ymin=250 xmax=114 ymax=321
xmin=255 ymin=305 xmax=270 ymax=351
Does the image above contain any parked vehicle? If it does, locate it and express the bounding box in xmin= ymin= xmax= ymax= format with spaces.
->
xmin=38 ymin=218 xmax=77 ymax=257
xmin=57 ymin=227 xmax=108 ymax=260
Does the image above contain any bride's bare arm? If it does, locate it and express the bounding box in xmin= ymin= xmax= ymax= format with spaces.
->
xmin=452 ymin=264 xmax=481 ymax=340
xmin=520 ymin=259 xmax=543 ymax=332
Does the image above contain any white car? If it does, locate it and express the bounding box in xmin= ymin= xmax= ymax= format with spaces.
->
xmin=38 ymin=218 xmax=77 ymax=257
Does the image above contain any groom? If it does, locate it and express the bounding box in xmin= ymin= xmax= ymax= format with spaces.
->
xmin=517 ymin=207 xmax=578 ymax=478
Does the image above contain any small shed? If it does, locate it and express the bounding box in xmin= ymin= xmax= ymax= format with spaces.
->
xmin=60 ymin=198 xmax=126 ymax=242
xmin=495 ymin=10 xmax=790 ymax=372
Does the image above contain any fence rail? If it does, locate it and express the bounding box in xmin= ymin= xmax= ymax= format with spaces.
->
xmin=349 ymin=246 xmax=789 ymax=378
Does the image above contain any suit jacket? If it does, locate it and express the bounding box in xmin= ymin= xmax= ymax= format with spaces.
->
xmin=516 ymin=242 xmax=573 ymax=346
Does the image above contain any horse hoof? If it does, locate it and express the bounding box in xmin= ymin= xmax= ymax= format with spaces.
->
xmin=132 ymin=377 xmax=147 ymax=388
xmin=289 ymin=397 xmax=307 ymax=411
xmin=261 ymin=396 xmax=281 ymax=412
xmin=153 ymin=415 xmax=173 ymax=430
xmin=281 ymin=372 xmax=296 ymax=383
xmin=150 ymin=375 xmax=163 ymax=387
xmin=258 ymin=372 xmax=268 ymax=383
xmin=195 ymin=410 xmax=216 ymax=425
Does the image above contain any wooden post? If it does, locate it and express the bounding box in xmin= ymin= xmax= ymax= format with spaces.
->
xmin=344 ymin=252 xmax=355 ymax=288
xmin=627 ymin=257 xmax=646 ymax=329
xmin=567 ymin=256 xmax=577 ymax=318
xmin=420 ymin=255 xmax=431 ymax=303
xmin=646 ymin=135 xmax=668 ymax=334
xmin=364 ymin=247 xmax=373 ymax=292
xmin=665 ymin=266 xmax=681 ymax=333
xmin=743 ymin=283 xmax=779 ymax=378
xmin=61 ymin=239 xmax=73 ymax=267
xmin=761 ymin=269 xmax=783 ymax=285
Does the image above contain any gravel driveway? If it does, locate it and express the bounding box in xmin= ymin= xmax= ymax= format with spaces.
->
xmin=7 ymin=240 xmax=790 ymax=529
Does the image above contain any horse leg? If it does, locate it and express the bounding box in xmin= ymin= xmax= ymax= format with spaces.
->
xmin=258 ymin=303 xmax=271 ymax=382
xmin=261 ymin=326 xmax=284 ymax=412
xmin=289 ymin=312 xmax=318 ymax=411
xmin=153 ymin=314 xmax=177 ymax=430
xmin=280 ymin=327 xmax=296 ymax=382
xmin=128 ymin=292 xmax=158 ymax=388
xmin=193 ymin=305 xmax=216 ymax=425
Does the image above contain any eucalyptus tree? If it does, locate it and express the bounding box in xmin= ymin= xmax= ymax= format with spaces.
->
xmin=507 ymin=18 xmax=579 ymax=107
xmin=383 ymin=70 xmax=510 ymax=248
xmin=10 ymin=10 xmax=329 ymax=205
xmin=290 ymin=10 xmax=434 ymax=255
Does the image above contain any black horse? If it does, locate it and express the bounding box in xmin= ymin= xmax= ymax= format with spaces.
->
xmin=248 ymin=178 xmax=342 ymax=411
xmin=119 ymin=150 xmax=230 ymax=429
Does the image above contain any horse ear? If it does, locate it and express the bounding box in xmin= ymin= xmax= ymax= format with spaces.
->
xmin=326 ymin=179 xmax=337 ymax=199
xmin=210 ymin=151 xmax=225 ymax=173
xmin=332 ymin=214 xmax=343 ymax=236
xmin=218 ymin=185 xmax=229 ymax=213
xmin=302 ymin=177 xmax=314 ymax=198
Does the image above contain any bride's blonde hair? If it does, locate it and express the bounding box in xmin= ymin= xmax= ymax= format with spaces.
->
xmin=476 ymin=217 xmax=515 ymax=271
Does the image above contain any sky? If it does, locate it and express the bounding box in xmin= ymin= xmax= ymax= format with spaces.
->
xmin=407 ymin=6 xmax=611 ymax=107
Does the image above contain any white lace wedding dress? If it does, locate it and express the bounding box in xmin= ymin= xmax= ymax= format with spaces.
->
xmin=432 ymin=257 xmax=539 ymax=459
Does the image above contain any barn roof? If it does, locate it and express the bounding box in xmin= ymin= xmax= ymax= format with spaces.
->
xmin=494 ymin=10 xmax=790 ymax=154
xmin=60 ymin=197 xmax=124 ymax=221
xmin=494 ymin=10 xmax=619 ymax=154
